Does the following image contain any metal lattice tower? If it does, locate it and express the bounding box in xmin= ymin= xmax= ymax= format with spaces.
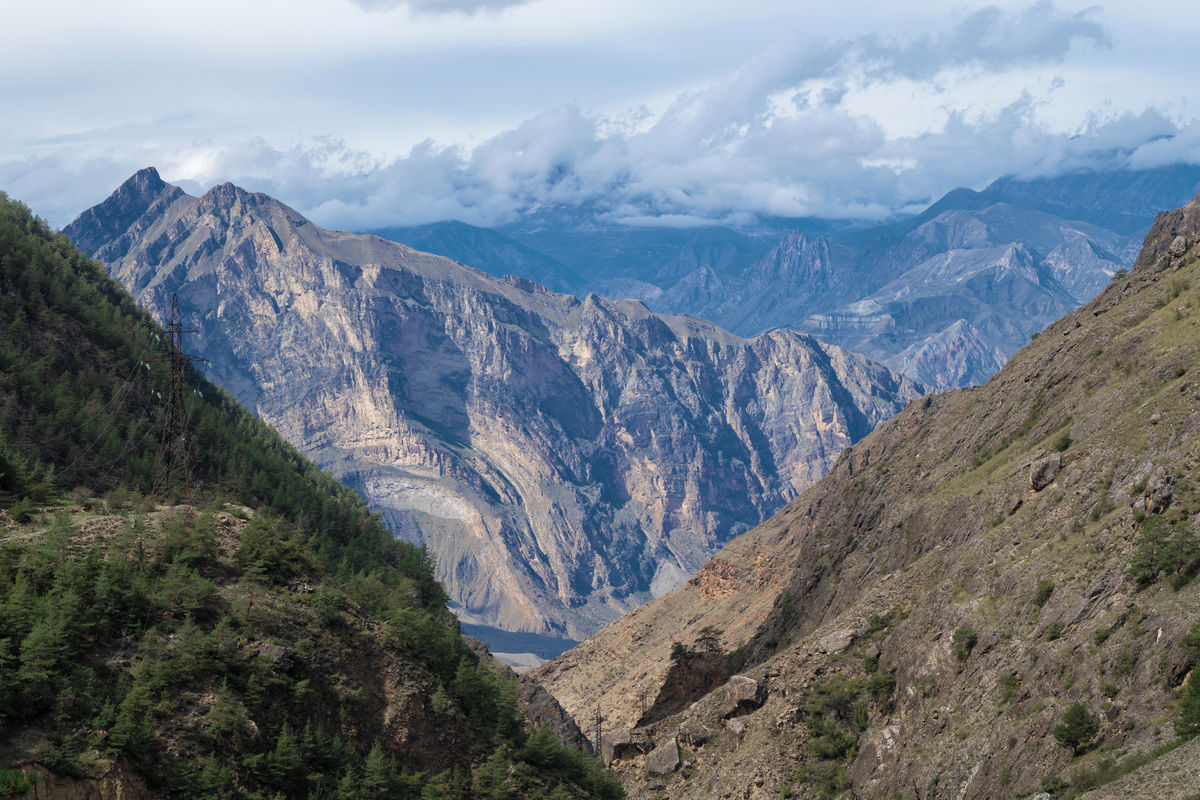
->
xmin=151 ymin=293 xmax=205 ymax=499
xmin=592 ymin=704 xmax=604 ymax=754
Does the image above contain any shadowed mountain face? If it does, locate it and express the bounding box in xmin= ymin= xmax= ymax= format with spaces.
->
xmin=372 ymin=166 xmax=1200 ymax=390
xmin=66 ymin=169 xmax=923 ymax=639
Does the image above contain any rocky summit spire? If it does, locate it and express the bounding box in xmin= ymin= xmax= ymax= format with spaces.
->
xmin=63 ymin=166 xmax=178 ymax=258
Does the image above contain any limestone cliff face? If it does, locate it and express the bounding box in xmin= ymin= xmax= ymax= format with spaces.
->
xmin=66 ymin=169 xmax=924 ymax=639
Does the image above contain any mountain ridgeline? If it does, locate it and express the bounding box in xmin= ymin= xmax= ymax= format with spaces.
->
xmin=65 ymin=168 xmax=923 ymax=640
xmin=374 ymin=165 xmax=1200 ymax=389
xmin=531 ymin=192 xmax=1200 ymax=799
xmin=0 ymin=192 xmax=620 ymax=800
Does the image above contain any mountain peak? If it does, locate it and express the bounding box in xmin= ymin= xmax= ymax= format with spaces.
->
xmin=199 ymin=180 xmax=256 ymax=212
xmin=62 ymin=166 xmax=179 ymax=257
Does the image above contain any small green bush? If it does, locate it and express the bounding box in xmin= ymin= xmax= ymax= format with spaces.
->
xmin=997 ymin=670 xmax=1021 ymax=704
xmin=1181 ymin=621 xmax=1200 ymax=669
xmin=952 ymin=627 xmax=978 ymax=663
xmin=1177 ymin=673 xmax=1200 ymax=739
xmin=1032 ymin=580 xmax=1055 ymax=610
xmin=1115 ymin=646 xmax=1136 ymax=677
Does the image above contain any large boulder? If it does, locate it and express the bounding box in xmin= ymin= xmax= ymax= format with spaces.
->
xmin=1138 ymin=467 xmax=1175 ymax=513
xmin=717 ymin=675 xmax=767 ymax=718
xmin=645 ymin=738 xmax=681 ymax=776
xmin=1029 ymin=453 xmax=1061 ymax=491
xmin=676 ymin=722 xmax=711 ymax=748
xmin=601 ymin=728 xmax=645 ymax=765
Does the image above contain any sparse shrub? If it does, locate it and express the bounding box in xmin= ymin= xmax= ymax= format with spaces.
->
xmin=1177 ymin=672 xmax=1200 ymax=739
xmin=794 ymin=760 xmax=852 ymax=800
xmin=1181 ymin=621 xmax=1200 ymax=669
xmin=1053 ymin=702 xmax=1099 ymax=754
xmin=952 ymin=627 xmax=978 ymax=663
xmin=865 ymin=670 xmax=897 ymax=703
xmin=0 ymin=769 xmax=39 ymax=797
xmin=1032 ymin=580 xmax=1055 ymax=610
xmin=1045 ymin=621 xmax=1067 ymax=641
xmin=1115 ymin=646 xmax=1136 ymax=678
xmin=7 ymin=496 xmax=35 ymax=523
xmin=1053 ymin=431 xmax=1073 ymax=452
xmin=997 ymin=670 xmax=1021 ymax=704
xmin=1042 ymin=775 xmax=1071 ymax=795
xmin=1101 ymin=681 xmax=1120 ymax=698
xmin=1111 ymin=268 xmax=1129 ymax=281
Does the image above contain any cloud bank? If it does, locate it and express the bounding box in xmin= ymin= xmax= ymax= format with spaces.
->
xmin=347 ymin=0 xmax=531 ymax=15
xmin=4 ymin=2 xmax=1198 ymax=231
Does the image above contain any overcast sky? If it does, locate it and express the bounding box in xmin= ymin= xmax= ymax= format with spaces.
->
xmin=2 ymin=0 xmax=1199 ymax=229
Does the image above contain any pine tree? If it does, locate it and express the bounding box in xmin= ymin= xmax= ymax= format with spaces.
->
xmin=1052 ymin=702 xmax=1099 ymax=753
xmin=1176 ymin=672 xmax=1200 ymax=739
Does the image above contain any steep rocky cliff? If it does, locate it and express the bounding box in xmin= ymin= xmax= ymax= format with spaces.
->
xmin=66 ymin=169 xmax=923 ymax=639
xmin=533 ymin=192 xmax=1200 ymax=798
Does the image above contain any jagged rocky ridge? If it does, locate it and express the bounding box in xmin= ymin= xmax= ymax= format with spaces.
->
xmin=65 ymin=169 xmax=923 ymax=639
xmin=532 ymin=193 xmax=1200 ymax=798
xmin=377 ymin=166 xmax=1200 ymax=389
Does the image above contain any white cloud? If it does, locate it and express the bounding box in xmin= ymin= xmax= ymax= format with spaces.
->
xmin=4 ymin=2 xmax=1200 ymax=231
xmin=347 ymin=0 xmax=532 ymax=13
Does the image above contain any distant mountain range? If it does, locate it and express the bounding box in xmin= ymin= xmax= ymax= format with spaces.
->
xmin=369 ymin=164 xmax=1200 ymax=388
xmin=65 ymin=169 xmax=922 ymax=640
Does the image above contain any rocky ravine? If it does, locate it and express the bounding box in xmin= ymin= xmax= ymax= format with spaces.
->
xmin=533 ymin=193 xmax=1200 ymax=798
xmin=66 ymin=168 xmax=923 ymax=640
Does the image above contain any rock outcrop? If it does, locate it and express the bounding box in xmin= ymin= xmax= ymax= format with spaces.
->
xmin=66 ymin=169 xmax=924 ymax=639
xmin=643 ymin=738 xmax=680 ymax=776
xmin=638 ymin=651 xmax=728 ymax=726
xmin=715 ymin=675 xmax=765 ymax=719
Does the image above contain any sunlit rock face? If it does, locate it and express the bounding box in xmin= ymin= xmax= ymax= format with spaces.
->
xmin=68 ymin=168 xmax=923 ymax=638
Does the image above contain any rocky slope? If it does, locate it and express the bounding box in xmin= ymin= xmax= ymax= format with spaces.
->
xmin=65 ymin=169 xmax=923 ymax=640
xmin=532 ymin=192 xmax=1200 ymax=798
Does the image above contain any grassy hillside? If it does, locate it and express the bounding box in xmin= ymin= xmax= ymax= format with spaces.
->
xmin=0 ymin=193 xmax=620 ymax=800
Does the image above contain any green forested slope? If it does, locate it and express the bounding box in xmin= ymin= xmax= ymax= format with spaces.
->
xmin=0 ymin=193 xmax=620 ymax=800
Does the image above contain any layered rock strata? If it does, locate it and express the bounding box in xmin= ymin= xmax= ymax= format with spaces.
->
xmin=67 ymin=168 xmax=923 ymax=638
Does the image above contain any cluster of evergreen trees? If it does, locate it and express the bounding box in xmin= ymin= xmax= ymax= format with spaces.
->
xmin=0 ymin=193 xmax=622 ymax=799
